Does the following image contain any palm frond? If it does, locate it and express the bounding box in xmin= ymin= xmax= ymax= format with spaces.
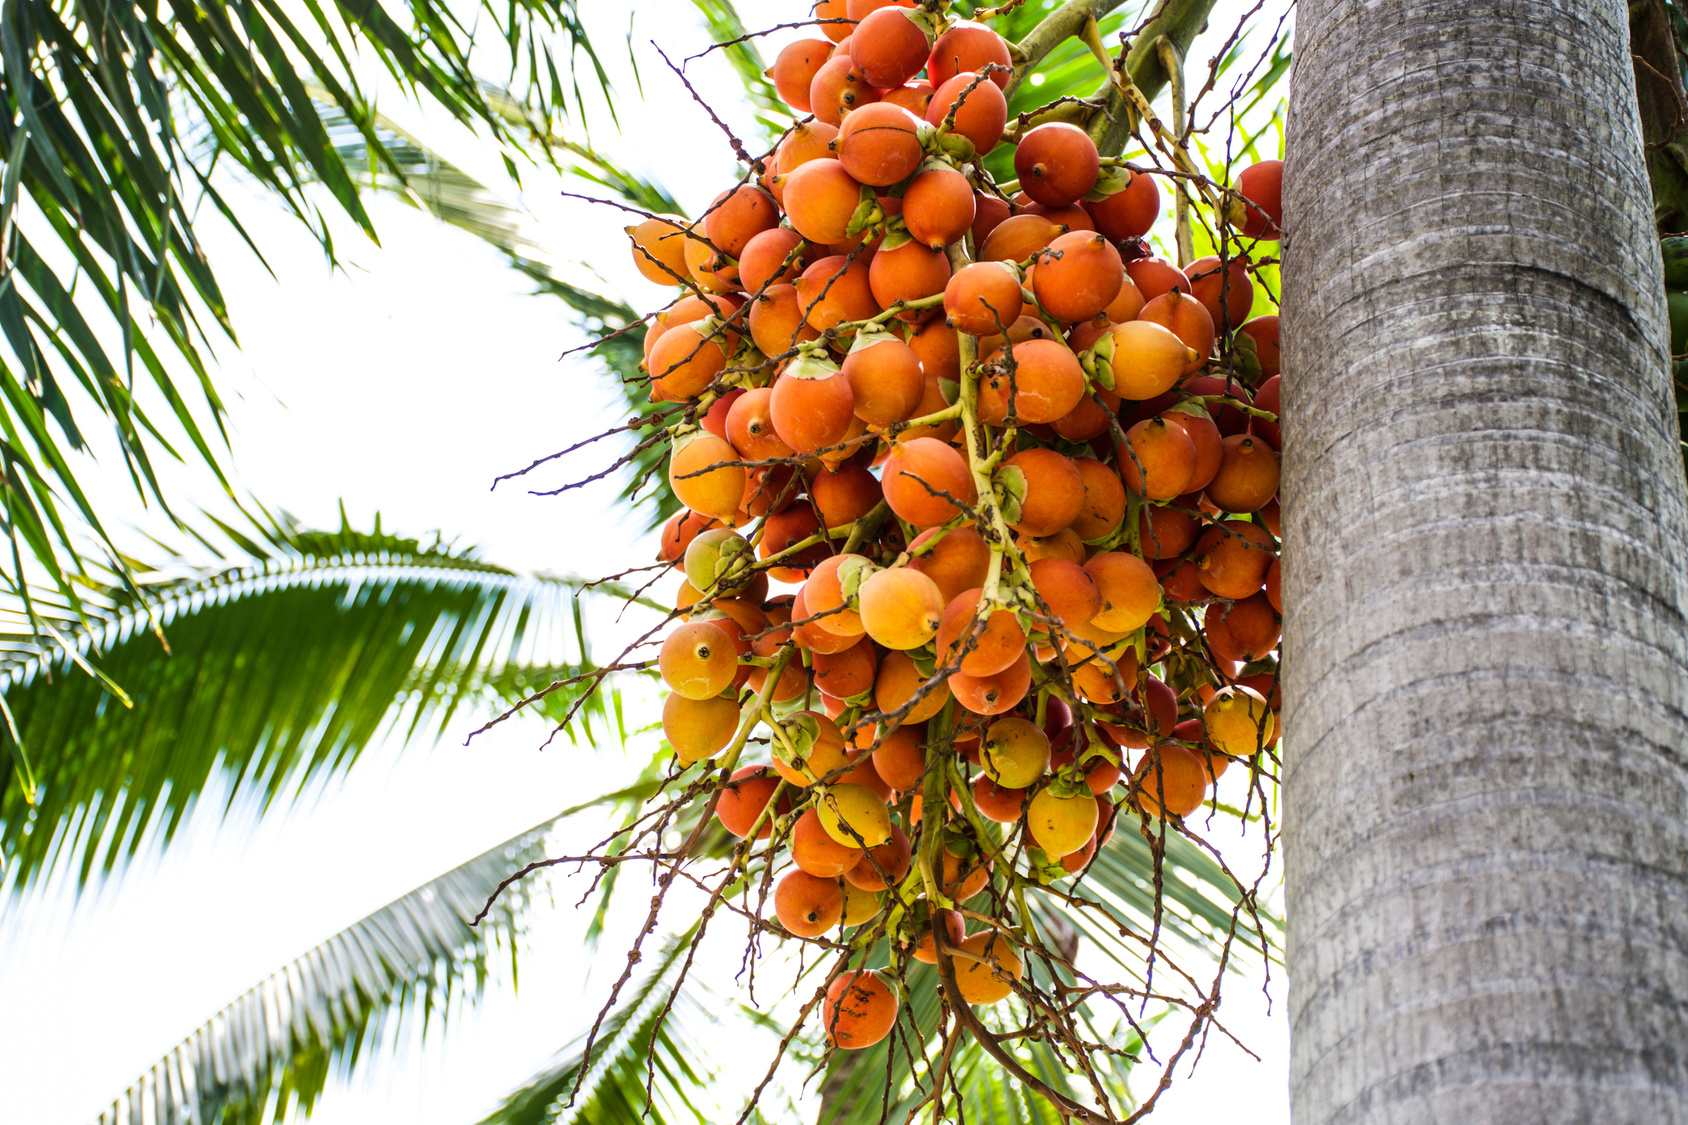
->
xmin=92 ymin=813 xmax=557 ymax=1125
xmin=0 ymin=509 xmax=636 ymax=894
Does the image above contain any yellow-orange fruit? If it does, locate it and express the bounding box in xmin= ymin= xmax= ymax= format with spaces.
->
xmin=859 ymin=566 xmax=945 ymax=650
xmin=626 ymin=214 xmax=690 ymax=285
xmin=776 ymin=869 xmax=844 ymax=937
xmin=941 ymin=845 xmax=990 ymax=900
xmin=1205 ymin=434 xmax=1281 ymax=513
xmin=1085 ymin=170 xmax=1160 ymax=240
xmin=935 ymin=586 xmax=1027 ymax=677
xmin=773 ymin=710 xmax=851 ymax=787
xmin=1204 ymin=591 xmax=1280 ymax=662
xmin=769 ymin=38 xmax=832 ymax=112
xmin=1131 ymin=744 xmax=1209 ymax=818
xmin=1186 ymin=254 xmax=1254 ymax=330
xmin=883 ymin=437 xmax=977 ymax=527
xmin=871 ymin=723 xmax=926 ymax=790
xmin=793 ymin=585 xmax=861 ymax=654
xmin=876 ymin=649 xmax=951 ymax=723
xmin=771 ymin=364 xmax=857 ymax=455
xmin=903 ymin=166 xmax=976 ymax=248
xmin=670 ymin=433 xmax=745 ymax=522
xmin=805 ymin=553 xmax=868 ymax=636
xmin=849 ymin=7 xmax=930 ymax=91
xmin=813 ymin=636 xmax=879 ymax=699
xmin=1166 ymin=409 xmax=1224 ymax=492
xmin=738 ymin=228 xmax=810 ymax=294
xmin=950 ymin=930 xmax=1022 ymax=1004
xmin=1102 ymin=275 xmax=1147 ymax=323
xmin=927 ymin=22 xmax=1011 ymax=89
xmin=845 ymin=823 xmax=912 ymax=891
xmin=705 ymin=184 xmax=778 ymax=260
xmin=683 ymin=231 xmax=737 ymax=293
xmin=1071 ymin=457 xmax=1126 ymax=541
xmin=836 ymin=101 xmax=927 ymax=186
xmin=1033 ymin=231 xmax=1123 ymax=323
xmin=1106 ymin=320 xmax=1193 ymax=401
xmin=1028 ymin=556 xmax=1101 ymax=632
xmin=908 ymin=524 xmax=991 ymax=603
xmin=924 ymin=72 xmax=1007 ymax=154
xmin=1014 ymin=123 xmax=1099 ymax=207
xmin=809 ymin=52 xmax=882 ymax=125
xmin=1194 ymin=519 xmax=1275 ymax=599
xmin=1125 ymin=256 xmax=1191 ymax=301
xmin=1071 ymin=655 xmax=1127 ymax=704
xmin=1003 ymin=447 xmax=1084 ymax=537
xmin=1022 ymin=527 xmax=1085 ymax=566
xmin=842 ymin=336 xmax=924 ymax=425
xmin=979 ymin=213 xmax=1064 ymax=263
xmin=823 ymin=970 xmax=900 ymax=1048
xmin=1117 ymin=416 xmax=1197 ymax=500
xmin=948 ymin=650 xmax=1031 ymax=716
xmin=817 ymin=782 xmax=893 ymax=847
xmin=662 ymin=692 xmax=741 ymax=764
xmin=1138 ymin=289 xmax=1214 ymax=374
xmin=792 ymin=806 xmax=866 ymax=877
xmin=977 ymin=338 xmax=1085 ymax=425
xmin=814 ymin=0 xmax=852 ymax=42
xmin=1085 ymin=552 xmax=1160 ymax=633
xmin=747 ymin=629 xmax=810 ymax=701
xmin=781 ymin=158 xmax=866 ymax=245
xmin=980 ymin=716 xmax=1050 ymax=788
xmin=749 ymin=283 xmax=822 ymax=359
xmin=944 ymin=261 xmax=1023 ymax=336
xmin=869 ymin=240 xmax=952 ymax=314
xmin=648 ymin=323 xmax=727 ymax=402
xmin=1026 ymin=787 xmax=1098 ymax=857
xmin=659 ymin=619 xmax=739 ymax=700
xmin=796 ymin=255 xmax=881 ymax=335
xmin=769 ymin=121 xmax=840 ymax=205
xmin=1137 ymin=503 xmax=1201 ymax=560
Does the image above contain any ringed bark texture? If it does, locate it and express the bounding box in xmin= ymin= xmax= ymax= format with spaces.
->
xmin=1282 ymin=3 xmax=1688 ymax=1123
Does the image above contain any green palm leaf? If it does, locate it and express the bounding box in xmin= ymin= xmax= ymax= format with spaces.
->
xmin=92 ymin=813 xmax=558 ymax=1125
xmin=0 ymin=509 xmax=633 ymax=894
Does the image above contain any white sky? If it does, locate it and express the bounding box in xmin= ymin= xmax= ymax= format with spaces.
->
xmin=0 ymin=0 xmax=1293 ymax=1121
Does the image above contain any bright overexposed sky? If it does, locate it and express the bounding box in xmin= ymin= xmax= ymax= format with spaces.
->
xmin=0 ymin=0 xmax=1293 ymax=1121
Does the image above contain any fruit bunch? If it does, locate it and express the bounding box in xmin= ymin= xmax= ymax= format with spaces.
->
xmin=573 ymin=0 xmax=1284 ymax=1106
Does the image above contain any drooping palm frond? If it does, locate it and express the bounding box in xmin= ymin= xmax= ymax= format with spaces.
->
xmin=93 ymin=813 xmax=558 ymax=1125
xmin=0 ymin=0 xmax=623 ymax=604
xmin=0 ymin=509 xmax=649 ymax=894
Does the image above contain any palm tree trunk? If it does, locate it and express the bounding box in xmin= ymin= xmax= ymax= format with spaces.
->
xmin=1280 ymin=3 xmax=1688 ymax=1123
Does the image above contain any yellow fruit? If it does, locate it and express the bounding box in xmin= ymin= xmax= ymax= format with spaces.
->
xmin=1026 ymin=788 xmax=1098 ymax=858
xmin=816 ymin=783 xmax=893 ymax=847
xmin=840 ymin=880 xmax=884 ymax=926
xmin=979 ymin=717 xmax=1050 ymax=789
xmin=1203 ymin=684 xmax=1276 ymax=757
xmin=951 ymin=930 xmax=1022 ymax=1004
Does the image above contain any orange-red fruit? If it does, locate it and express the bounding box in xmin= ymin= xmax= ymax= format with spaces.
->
xmin=1265 ymin=556 xmax=1282 ymax=614
xmin=871 ymin=723 xmax=926 ymax=790
xmin=883 ymin=82 xmax=935 ymax=116
xmin=716 ymin=766 xmax=786 ymax=839
xmin=1138 ymin=502 xmax=1200 ymax=560
xmin=670 ymin=434 xmax=745 ymax=522
xmin=1242 ymin=315 xmax=1281 ymax=380
xmin=811 ymin=463 xmax=884 ymax=528
xmin=949 ymin=650 xmax=1032 ymax=716
xmin=658 ymin=509 xmax=720 ymax=566
xmin=869 ymin=241 xmax=953 ymax=313
xmin=761 ymin=507 xmax=833 ymax=583
xmin=648 ymin=324 xmax=727 ymax=402
xmin=749 ymin=284 xmax=822 ymax=359
xmin=1194 ymin=519 xmax=1276 ymax=599
xmin=876 ymin=649 xmax=952 ymax=723
xmin=1117 ymin=416 xmax=1197 ymax=500
xmin=1085 ymin=552 xmax=1161 ymax=633
xmin=979 ymin=213 xmax=1064 ymax=263
xmin=944 ymin=261 xmax=1023 ymax=336
xmin=836 ymin=102 xmax=927 ymax=186
xmin=1125 ymin=257 xmax=1191 ymax=301
xmin=909 ymin=525 xmax=991 ymax=603
xmin=1104 ymin=320 xmax=1191 ymax=401
xmin=845 ymin=823 xmax=912 ymax=891
xmin=809 ymin=52 xmax=882 ymax=125
xmin=771 ymin=365 xmax=857 ymax=454
xmin=705 ymin=185 xmax=779 ymax=259
xmin=1033 ymin=231 xmax=1123 ymax=323
xmin=1028 ymin=556 xmax=1102 ymax=632
xmin=1204 ymin=591 xmax=1281 ymax=663
xmin=843 ymin=337 xmax=925 ymax=425
xmin=1022 ymin=201 xmax=1092 ymax=231
xmin=1235 ymin=159 xmax=1284 ymax=241
xmin=769 ymin=121 xmax=840 ymax=204
xmin=781 ymin=159 xmax=866 ymax=245
xmin=936 ymin=586 xmax=1028 ymax=677
xmin=1071 ymin=457 xmax=1127 ymax=541
xmin=776 ymin=869 xmax=844 ymax=937
xmin=814 ymin=0 xmax=851 ymax=41
xmin=1251 ymin=374 xmax=1282 ymax=449
xmin=1186 ymin=255 xmax=1254 ymax=330
xmin=1205 ymin=434 xmax=1281 ymax=513
xmin=805 ymin=554 xmax=867 ymax=635
xmin=794 ymin=586 xmax=860 ymax=654
xmin=883 ymin=437 xmax=977 ymax=527
xmin=1138 ymin=289 xmax=1214 ymax=374
xmin=911 ymin=908 xmax=968 ymax=964
xmin=726 ymin=386 xmax=795 ymax=461
xmin=813 ymin=638 xmax=879 ymax=699
xmin=925 ymin=72 xmax=1008 ymax=155
xmin=823 ymin=970 xmax=900 ymax=1048
xmin=792 ymin=807 xmax=866 ymax=877
xmin=903 ymin=166 xmax=976 ymax=248
xmin=849 ymin=6 xmax=930 ymax=89
xmin=1085 ymin=170 xmax=1160 ymax=240
xmin=927 ymin=22 xmax=1012 ymax=89
xmin=796 ymin=255 xmax=881 ymax=334
xmin=972 ymin=775 xmax=1028 ymax=822
xmin=1131 ymin=744 xmax=1209 ymax=818
xmin=977 ymin=339 xmax=1086 ymax=425
xmin=738 ymin=228 xmax=810 ymax=294
xmin=769 ymin=38 xmax=832 ymax=112
xmin=971 ymin=192 xmax=1012 ymax=246
xmin=1014 ymin=123 xmax=1099 ymax=207
xmin=1166 ymin=409 xmax=1224 ymax=492
xmin=626 ymin=215 xmax=691 ymax=285
xmin=1003 ymin=447 xmax=1084 ymax=537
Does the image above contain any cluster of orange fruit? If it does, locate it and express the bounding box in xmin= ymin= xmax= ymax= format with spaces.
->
xmin=631 ymin=0 xmax=1283 ymax=1050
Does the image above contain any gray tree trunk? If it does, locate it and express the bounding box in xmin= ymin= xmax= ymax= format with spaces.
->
xmin=1280 ymin=3 xmax=1688 ymax=1123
